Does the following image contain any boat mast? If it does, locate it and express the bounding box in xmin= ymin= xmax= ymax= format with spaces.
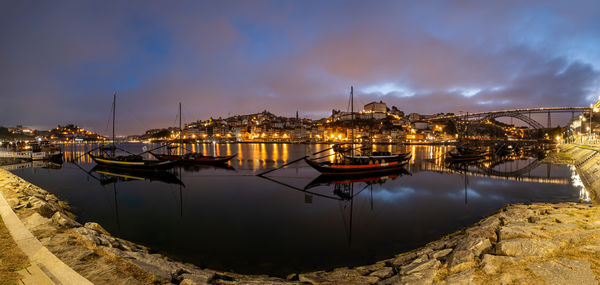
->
xmin=351 ymin=86 xmax=354 ymax=157
xmin=112 ymin=92 xmax=116 ymax=157
xmin=179 ymin=102 xmax=182 ymax=155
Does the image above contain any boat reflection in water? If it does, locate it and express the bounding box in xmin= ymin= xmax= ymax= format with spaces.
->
xmin=261 ymin=167 xmax=411 ymax=245
xmin=86 ymin=165 xmax=185 ymax=231
xmin=90 ymin=166 xmax=185 ymax=186
xmin=177 ymin=163 xmax=236 ymax=173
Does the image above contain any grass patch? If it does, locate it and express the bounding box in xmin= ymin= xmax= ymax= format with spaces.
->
xmin=0 ymin=216 xmax=30 ymax=284
xmin=572 ymin=144 xmax=600 ymax=151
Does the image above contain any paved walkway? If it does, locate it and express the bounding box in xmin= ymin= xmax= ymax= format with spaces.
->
xmin=0 ymin=178 xmax=92 ymax=285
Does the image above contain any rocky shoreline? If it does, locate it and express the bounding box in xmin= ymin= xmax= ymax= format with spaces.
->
xmin=1 ymin=144 xmax=599 ymax=284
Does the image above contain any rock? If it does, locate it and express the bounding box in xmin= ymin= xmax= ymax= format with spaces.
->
xmin=44 ymin=193 xmax=57 ymax=201
xmin=499 ymin=207 xmax=534 ymax=223
xmin=57 ymin=200 xmax=71 ymax=210
xmin=528 ymin=259 xmax=597 ymax=285
xmin=552 ymin=214 xmax=578 ymax=224
xmin=465 ymin=216 xmax=501 ymax=242
xmin=299 ymin=270 xmax=379 ymax=284
xmin=479 ymin=216 xmax=501 ymax=228
xmin=22 ymin=212 xmax=51 ymax=228
xmin=554 ymin=229 xmax=600 ymax=244
xmin=496 ymin=238 xmax=561 ymax=257
xmin=73 ymin=226 xmax=102 ymax=244
xmin=492 ymin=268 xmax=532 ymax=284
xmin=390 ymin=252 xmax=417 ymax=269
xmin=398 ymin=268 xmax=437 ymax=284
xmin=447 ymin=250 xmax=475 ymax=272
xmin=444 ymin=268 xmax=475 ymax=284
xmin=426 ymin=238 xmax=458 ymax=251
xmin=429 ymin=248 xmax=453 ymax=259
xmin=369 ymin=267 xmax=394 ymax=279
xmin=179 ymin=272 xmax=213 ymax=284
xmin=580 ymin=245 xmax=600 ymax=253
xmin=480 ymin=254 xmax=519 ymax=275
xmin=180 ymin=279 xmax=199 ymax=285
xmin=27 ymin=196 xmax=56 ymax=217
xmin=498 ymin=225 xmax=549 ymax=240
xmin=415 ymin=248 xmax=433 ymax=257
xmin=52 ymin=211 xmax=81 ymax=228
xmin=400 ymin=258 xmax=440 ymax=275
xmin=542 ymin=223 xmax=578 ymax=232
xmin=377 ymin=275 xmax=401 ymax=285
xmin=587 ymin=221 xmax=600 ymax=229
xmin=14 ymin=203 xmax=26 ymax=210
xmin=355 ymin=261 xmax=387 ymax=273
xmin=455 ymin=236 xmax=492 ymax=256
xmin=84 ymin=222 xmax=111 ymax=235
xmin=411 ymin=254 xmax=429 ymax=264
xmin=119 ymin=250 xmax=181 ymax=282
xmin=465 ymin=225 xmax=498 ymax=242
xmin=6 ymin=197 xmax=19 ymax=208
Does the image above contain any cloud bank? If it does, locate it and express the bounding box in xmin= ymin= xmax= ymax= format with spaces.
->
xmin=1 ymin=1 xmax=599 ymax=135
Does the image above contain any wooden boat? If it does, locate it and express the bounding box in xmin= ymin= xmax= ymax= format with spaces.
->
xmin=339 ymin=150 xmax=411 ymax=163
xmin=88 ymin=93 xmax=176 ymax=171
xmin=305 ymin=87 xmax=410 ymax=175
xmin=150 ymin=103 xmax=237 ymax=165
xmin=305 ymin=157 xmax=407 ymax=175
xmin=89 ymin=153 xmax=177 ymax=170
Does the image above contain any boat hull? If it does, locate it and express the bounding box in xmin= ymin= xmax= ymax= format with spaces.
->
xmin=89 ymin=154 xmax=176 ymax=171
xmin=304 ymin=158 xmax=408 ymax=175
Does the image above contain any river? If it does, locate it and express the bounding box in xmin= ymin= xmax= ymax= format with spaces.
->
xmin=9 ymin=143 xmax=582 ymax=276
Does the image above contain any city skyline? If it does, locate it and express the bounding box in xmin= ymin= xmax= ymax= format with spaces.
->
xmin=2 ymin=1 xmax=600 ymax=135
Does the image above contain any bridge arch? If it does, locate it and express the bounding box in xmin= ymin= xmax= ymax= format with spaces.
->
xmin=482 ymin=112 xmax=545 ymax=129
xmin=477 ymin=159 xmax=541 ymax=177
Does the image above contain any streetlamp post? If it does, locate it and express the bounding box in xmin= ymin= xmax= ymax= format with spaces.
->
xmin=579 ymin=115 xmax=583 ymax=143
xmin=589 ymin=105 xmax=593 ymax=142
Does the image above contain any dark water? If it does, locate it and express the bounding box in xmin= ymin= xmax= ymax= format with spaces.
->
xmin=9 ymin=143 xmax=582 ymax=276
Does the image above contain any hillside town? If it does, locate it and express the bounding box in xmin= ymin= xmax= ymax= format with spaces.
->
xmin=2 ymin=100 xmax=564 ymax=144
xmin=0 ymin=124 xmax=106 ymax=143
xmin=136 ymin=100 xmax=543 ymax=143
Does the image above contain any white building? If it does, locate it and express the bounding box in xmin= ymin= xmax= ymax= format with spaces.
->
xmin=364 ymin=101 xmax=387 ymax=113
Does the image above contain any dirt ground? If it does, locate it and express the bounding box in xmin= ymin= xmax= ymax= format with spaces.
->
xmin=0 ymin=216 xmax=29 ymax=284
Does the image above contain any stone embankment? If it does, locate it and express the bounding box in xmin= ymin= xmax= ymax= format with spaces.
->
xmin=2 ymin=143 xmax=600 ymax=285
xmin=554 ymin=144 xmax=600 ymax=203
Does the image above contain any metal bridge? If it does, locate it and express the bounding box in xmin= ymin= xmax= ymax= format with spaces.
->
xmin=429 ymin=107 xmax=592 ymax=129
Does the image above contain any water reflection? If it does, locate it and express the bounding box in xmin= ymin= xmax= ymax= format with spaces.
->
xmin=8 ymin=143 xmax=586 ymax=276
xmin=261 ymin=168 xmax=412 ymax=246
xmin=86 ymin=165 xmax=186 ymax=231
xmin=89 ymin=166 xmax=185 ymax=186
xmin=0 ymin=160 xmax=62 ymax=171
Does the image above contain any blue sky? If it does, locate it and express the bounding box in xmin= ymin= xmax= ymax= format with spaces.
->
xmin=1 ymin=0 xmax=599 ymax=135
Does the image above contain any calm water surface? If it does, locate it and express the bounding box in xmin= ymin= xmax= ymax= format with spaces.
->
xmin=10 ymin=143 xmax=582 ymax=276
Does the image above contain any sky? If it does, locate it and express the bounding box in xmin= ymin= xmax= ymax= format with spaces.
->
xmin=1 ymin=1 xmax=600 ymax=135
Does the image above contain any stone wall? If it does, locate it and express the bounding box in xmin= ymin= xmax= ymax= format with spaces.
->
xmin=558 ymin=144 xmax=600 ymax=203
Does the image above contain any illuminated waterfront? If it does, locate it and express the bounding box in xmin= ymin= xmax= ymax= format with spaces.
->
xmin=11 ymin=143 xmax=582 ymax=276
